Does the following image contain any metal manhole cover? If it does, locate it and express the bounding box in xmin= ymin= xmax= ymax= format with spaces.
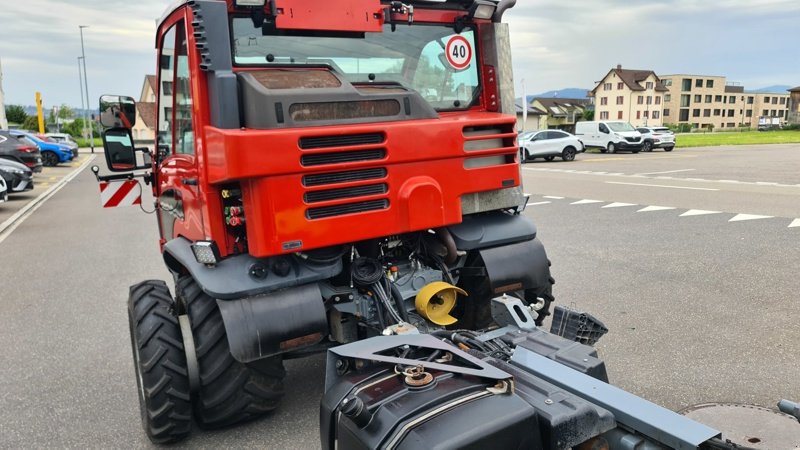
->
xmin=681 ymin=403 xmax=800 ymax=449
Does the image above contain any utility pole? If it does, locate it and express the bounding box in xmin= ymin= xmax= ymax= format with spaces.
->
xmin=77 ymin=57 xmax=86 ymax=141
xmin=79 ymin=25 xmax=94 ymax=153
xmin=0 ymin=57 xmax=7 ymax=130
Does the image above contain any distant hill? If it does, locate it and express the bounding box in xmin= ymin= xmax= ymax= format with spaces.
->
xmin=528 ymin=88 xmax=590 ymax=101
xmin=748 ymin=85 xmax=792 ymax=94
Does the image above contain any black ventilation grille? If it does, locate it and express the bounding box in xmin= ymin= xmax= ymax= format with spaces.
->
xmin=305 ymin=184 xmax=388 ymax=203
xmin=301 ymin=149 xmax=385 ymax=167
xmin=625 ymin=137 xmax=641 ymax=143
xmin=303 ymin=168 xmax=387 ymax=187
xmin=307 ymin=199 xmax=389 ymax=220
xmin=299 ymin=133 xmax=385 ymax=149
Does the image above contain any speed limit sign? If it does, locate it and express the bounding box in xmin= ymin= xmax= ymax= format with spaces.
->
xmin=445 ymin=35 xmax=472 ymax=70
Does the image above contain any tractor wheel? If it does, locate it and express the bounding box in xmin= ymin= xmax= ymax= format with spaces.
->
xmin=128 ymin=280 xmax=192 ymax=444
xmin=42 ymin=151 xmax=59 ymax=167
xmin=176 ymin=276 xmax=285 ymax=429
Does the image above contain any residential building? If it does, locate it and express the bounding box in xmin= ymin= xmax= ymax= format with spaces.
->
xmin=661 ymin=74 xmax=790 ymax=129
xmin=515 ymin=103 xmax=546 ymax=132
xmin=588 ymin=65 xmax=668 ymax=127
xmin=788 ymin=86 xmax=800 ymax=125
xmin=529 ymin=97 xmax=591 ymax=133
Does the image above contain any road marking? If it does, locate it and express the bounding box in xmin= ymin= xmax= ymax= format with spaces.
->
xmin=729 ymin=213 xmax=773 ymax=222
xmin=523 ymin=167 xmax=798 ymax=188
xmin=0 ymin=155 xmax=96 ymax=245
xmin=789 ymin=219 xmax=800 ymax=228
xmin=49 ymin=177 xmax=58 ymax=181
xmin=571 ymin=199 xmax=604 ymax=205
xmin=583 ymin=154 xmax=697 ymax=162
xmin=526 ymin=201 xmax=551 ymax=206
xmin=680 ymin=209 xmax=722 ymax=217
xmin=602 ymin=202 xmax=637 ymax=208
xmin=638 ymin=206 xmax=677 ymax=212
xmin=636 ymin=169 xmax=696 ymax=176
xmin=605 ymin=181 xmax=719 ymax=191
xmin=543 ymin=195 xmax=564 ymax=199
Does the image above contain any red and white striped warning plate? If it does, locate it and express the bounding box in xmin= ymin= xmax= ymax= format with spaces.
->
xmin=99 ymin=180 xmax=142 ymax=208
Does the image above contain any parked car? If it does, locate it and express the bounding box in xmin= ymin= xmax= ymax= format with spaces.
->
xmin=10 ymin=131 xmax=74 ymax=167
xmin=0 ymin=174 xmax=7 ymax=204
xmin=0 ymin=158 xmax=34 ymax=193
xmin=0 ymin=130 xmax=44 ymax=173
xmin=636 ymin=127 xmax=675 ymax=152
xmin=45 ymin=133 xmax=80 ymax=158
xmin=574 ymin=121 xmax=642 ymax=153
xmin=520 ymin=130 xmax=584 ymax=162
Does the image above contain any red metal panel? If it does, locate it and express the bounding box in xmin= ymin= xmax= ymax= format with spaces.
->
xmin=274 ymin=0 xmax=384 ymax=32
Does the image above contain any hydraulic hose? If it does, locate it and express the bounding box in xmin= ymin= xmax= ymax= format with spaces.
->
xmin=389 ymin=280 xmax=411 ymax=323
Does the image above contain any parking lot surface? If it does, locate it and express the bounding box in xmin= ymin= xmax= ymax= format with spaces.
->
xmin=0 ymin=144 xmax=798 ymax=448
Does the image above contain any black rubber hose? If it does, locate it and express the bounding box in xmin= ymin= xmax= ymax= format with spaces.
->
xmin=389 ymin=279 xmax=411 ymax=323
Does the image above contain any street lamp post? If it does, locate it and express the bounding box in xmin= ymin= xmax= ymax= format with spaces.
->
xmin=77 ymin=57 xmax=86 ymax=143
xmin=79 ymin=25 xmax=94 ymax=153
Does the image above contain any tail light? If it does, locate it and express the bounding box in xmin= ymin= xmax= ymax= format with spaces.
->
xmin=18 ymin=146 xmax=37 ymax=153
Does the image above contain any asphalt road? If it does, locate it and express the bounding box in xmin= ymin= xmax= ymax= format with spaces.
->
xmin=0 ymin=144 xmax=798 ymax=448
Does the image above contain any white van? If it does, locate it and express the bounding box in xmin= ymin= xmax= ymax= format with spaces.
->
xmin=574 ymin=121 xmax=643 ymax=153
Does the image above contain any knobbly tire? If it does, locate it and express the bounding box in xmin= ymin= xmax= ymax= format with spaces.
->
xmin=128 ymin=280 xmax=192 ymax=444
xmin=176 ymin=276 xmax=286 ymax=429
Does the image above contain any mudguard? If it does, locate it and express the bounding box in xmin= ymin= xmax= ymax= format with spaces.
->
xmin=216 ymin=283 xmax=328 ymax=363
xmin=479 ymin=237 xmax=551 ymax=295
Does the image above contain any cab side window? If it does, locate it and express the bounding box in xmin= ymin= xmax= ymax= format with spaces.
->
xmin=157 ymin=21 xmax=194 ymax=156
xmin=174 ymin=21 xmax=194 ymax=155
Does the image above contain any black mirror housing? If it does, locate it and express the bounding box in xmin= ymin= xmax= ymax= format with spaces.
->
xmin=103 ymin=128 xmax=138 ymax=172
xmin=99 ymin=95 xmax=137 ymax=129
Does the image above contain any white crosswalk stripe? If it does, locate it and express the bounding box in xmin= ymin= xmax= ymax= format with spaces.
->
xmin=638 ymin=206 xmax=677 ymax=212
xmin=680 ymin=209 xmax=722 ymax=217
xmin=729 ymin=214 xmax=773 ymax=222
xmin=571 ymin=199 xmax=604 ymax=205
xmin=602 ymin=202 xmax=637 ymax=208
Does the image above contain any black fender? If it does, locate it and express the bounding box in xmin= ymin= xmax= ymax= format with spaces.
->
xmin=216 ymin=283 xmax=328 ymax=363
xmin=162 ymin=237 xmax=342 ymax=300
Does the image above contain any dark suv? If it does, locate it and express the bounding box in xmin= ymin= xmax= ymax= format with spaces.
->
xmin=0 ymin=130 xmax=43 ymax=172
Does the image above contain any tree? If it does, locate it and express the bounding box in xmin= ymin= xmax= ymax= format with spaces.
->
xmin=5 ymin=105 xmax=27 ymax=124
xmin=57 ymin=104 xmax=75 ymax=121
xmin=22 ymin=115 xmax=40 ymax=132
xmin=580 ymin=109 xmax=594 ymax=121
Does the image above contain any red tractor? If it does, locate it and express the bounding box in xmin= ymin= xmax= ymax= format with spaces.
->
xmin=95 ymin=0 xmax=554 ymax=443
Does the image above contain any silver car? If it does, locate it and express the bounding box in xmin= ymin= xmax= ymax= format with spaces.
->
xmin=636 ymin=127 xmax=676 ymax=152
xmin=519 ymin=130 xmax=584 ymax=162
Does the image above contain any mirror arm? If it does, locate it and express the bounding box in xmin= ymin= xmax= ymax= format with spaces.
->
xmin=90 ymin=165 xmax=152 ymax=185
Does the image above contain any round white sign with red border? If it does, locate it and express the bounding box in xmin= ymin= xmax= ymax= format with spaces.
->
xmin=445 ymin=35 xmax=472 ymax=70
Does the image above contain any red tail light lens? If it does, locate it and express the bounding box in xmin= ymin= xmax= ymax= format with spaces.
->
xmin=19 ymin=146 xmax=37 ymax=153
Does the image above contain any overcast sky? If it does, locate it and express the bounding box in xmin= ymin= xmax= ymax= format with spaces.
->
xmin=1 ymin=0 xmax=798 ymax=109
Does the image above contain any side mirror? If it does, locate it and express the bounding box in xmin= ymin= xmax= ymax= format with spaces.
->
xmin=103 ymin=128 xmax=138 ymax=172
xmin=99 ymin=95 xmax=137 ymax=129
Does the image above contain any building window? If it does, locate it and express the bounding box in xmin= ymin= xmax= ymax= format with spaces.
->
xmin=600 ymin=111 xmax=609 ymax=120
xmin=772 ymin=97 xmax=778 ymax=104
xmin=604 ymin=83 xmax=612 ymax=91
xmin=617 ymin=111 xmax=623 ymax=119
xmin=729 ymin=96 xmax=735 ymax=103
xmin=706 ymin=80 xmax=714 ymax=88
xmin=600 ymin=97 xmax=608 ymax=106
xmin=703 ymin=109 xmax=711 ymax=117
xmin=663 ymin=79 xmax=672 ymax=86
xmin=636 ymin=111 xmax=641 ymax=119
xmin=779 ymin=110 xmax=785 ymax=117
xmin=772 ymin=109 xmax=777 ymax=116
xmin=713 ymin=109 xmax=721 ymax=116
xmin=664 ymin=94 xmax=671 ymax=102
xmin=616 ymin=96 xmax=624 ymax=105
xmin=655 ymin=96 xmax=662 ymax=105
xmin=705 ymin=95 xmax=712 ymax=103
xmin=727 ymin=123 xmax=735 ymax=128
xmin=694 ymin=95 xmax=702 ymax=103
xmin=727 ymin=109 xmax=735 ymax=117
xmin=638 ymin=96 xmax=644 ymax=105
xmin=682 ymin=79 xmax=692 ymax=91
xmin=646 ymin=96 xmax=652 ymax=105
xmin=617 ymin=82 xmax=624 ymax=90
xmin=780 ymin=98 xmax=786 ymax=105
xmin=747 ymin=96 xmax=754 ymax=104
xmin=695 ymin=79 xmax=703 ymax=88
xmin=679 ymin=109 xmax=690 ymax=121
xmin=764 ymin=96 xmax=770 ymax=103
xmin=746 ymin=109 xmax=752 ymax=117
xmin=680 ymin=95 xmax=690 ymax=107
xmin=645 ymin=82 xmax=654 ymax=89
xmin=643 ymin=110 xmax=649 ymax=118
xmin=162 ymin=81 xmax=173 ymax=95
xmin=762 ymin=109 xmax=769 ymax=116
xmin=715 ymin=95 xmax=722 ymax=102
xmin=692 ymin=109 xmax=700 ymax=117
xmin=663 ymin=109 xmax=670 ymax=117
xmin=653 ymin=111 xmax=660 ymax=119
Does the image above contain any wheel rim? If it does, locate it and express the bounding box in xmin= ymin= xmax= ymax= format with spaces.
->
xmin=563 ymin=148 xmax=575 ymax=161
xmin=43 ymin=152 xmax=58 ymax=166
xmin=644 ymin=142 xmax=651 ymax=151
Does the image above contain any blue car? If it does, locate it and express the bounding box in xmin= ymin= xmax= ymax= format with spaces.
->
xmin=11 ymin=131 xmax=74 ymax=167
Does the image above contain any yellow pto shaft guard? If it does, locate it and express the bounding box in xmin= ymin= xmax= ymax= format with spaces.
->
xmin=414 ymin=281 xmax=467 ymax=326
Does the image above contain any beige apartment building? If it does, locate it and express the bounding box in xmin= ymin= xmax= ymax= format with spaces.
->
xmin=789 ymin=86 xmax=800 ymax=125
xmin=589 ymin=65 xmax=668 ymax=127
xmin=660 ymin=74 xmax=790 ymax=129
